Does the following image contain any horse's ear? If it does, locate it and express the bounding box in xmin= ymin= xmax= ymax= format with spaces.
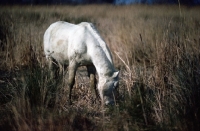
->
xmin=112 ymin=71 xmax=119 ymax=78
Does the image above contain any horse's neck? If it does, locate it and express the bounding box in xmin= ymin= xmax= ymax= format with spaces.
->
xmin=97 ymin=39 xmax=113 ymax=65
xmin=86 ymin=23 xmax=113 ymax=64
xmin=86 ymin=26 xmax=115 ymax=78
xmin=91 ymin=51 xmax=115 ymax=79
xmin=93 ymin=53 xmax=115 ymax=78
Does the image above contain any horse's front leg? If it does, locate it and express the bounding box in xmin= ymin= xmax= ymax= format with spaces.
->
xmin=87 ymin=65 xmax=98 ymax=99
xmin=68 ymin=61 xmax=78 ymax=105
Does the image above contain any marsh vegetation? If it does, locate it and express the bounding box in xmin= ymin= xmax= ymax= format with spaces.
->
xmin=0 ymin=5 xmax=200 ymax=130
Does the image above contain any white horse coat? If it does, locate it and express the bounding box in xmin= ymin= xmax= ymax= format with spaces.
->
xmin=44 ymin=21 xmax=119 ymax=105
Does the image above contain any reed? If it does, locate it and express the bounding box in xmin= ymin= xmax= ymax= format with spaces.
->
xmin=0 ymin=5 xmax=200 ymax=130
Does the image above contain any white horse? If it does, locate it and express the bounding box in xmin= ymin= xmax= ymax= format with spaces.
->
xmin=43 ymin=21 xmax=119 ymax=105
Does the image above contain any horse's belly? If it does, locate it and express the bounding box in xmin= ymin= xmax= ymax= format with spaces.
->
xmin=51 ymin=51 xmax=69 ymax=65
xmin=75 ymin=53 xmax=92 ymax=66
xmin=79 ymin=60 xmax=92 ymax=66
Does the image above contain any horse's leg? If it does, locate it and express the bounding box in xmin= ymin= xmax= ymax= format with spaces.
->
xmin=68 ymin=61 xmax=78 ymax=105
xmin=48 ymin=57 xmax=59 ymax=79
xmin=87 ymin=65 xmax=98 ymax=99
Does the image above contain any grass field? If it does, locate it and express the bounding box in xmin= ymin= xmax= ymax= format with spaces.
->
xmin=0 ymin=5 xmax=200 ymax=130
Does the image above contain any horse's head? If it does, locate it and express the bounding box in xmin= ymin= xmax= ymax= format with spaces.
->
xmin=98 ymin=71 xmax=119 ymax=105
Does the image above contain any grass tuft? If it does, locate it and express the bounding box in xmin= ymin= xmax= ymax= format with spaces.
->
xmin=0 ymin=5 xmax=200 ymax=130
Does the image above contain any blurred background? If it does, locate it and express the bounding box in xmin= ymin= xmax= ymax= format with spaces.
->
xmin=0 ymin=0 xmax=200 ymax=5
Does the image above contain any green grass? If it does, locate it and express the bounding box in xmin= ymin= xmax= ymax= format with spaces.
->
xmin=0 ymin=5 xmax=200 ymax=131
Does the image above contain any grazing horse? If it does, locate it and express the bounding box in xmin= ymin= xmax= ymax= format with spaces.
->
xmin=43 ymin=21 xmax=119 ymax=105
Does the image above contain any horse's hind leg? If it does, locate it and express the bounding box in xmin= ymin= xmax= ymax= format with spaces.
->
xmin=68 ymin=61 xmax=78 ymax=105
xmin=48 ymin=57 xmax=59 ymax=79
xmin=87 ymin=65 xmax=98 ymax=99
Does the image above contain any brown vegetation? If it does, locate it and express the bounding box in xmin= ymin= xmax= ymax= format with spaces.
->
xmin=0 ymin=5 xmax=200 ymax=130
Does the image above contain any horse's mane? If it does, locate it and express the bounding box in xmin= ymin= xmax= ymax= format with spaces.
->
xmin=85 ymin=23 xmax=113 ymax=64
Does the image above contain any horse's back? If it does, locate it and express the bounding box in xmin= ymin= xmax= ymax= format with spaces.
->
xmin=44 ymin=21 xmax=79 ymax=64
xmin=44 ymin=21 xmax=77 ymax=49
xmin=43 ymin=21 xmax=111 ymax=67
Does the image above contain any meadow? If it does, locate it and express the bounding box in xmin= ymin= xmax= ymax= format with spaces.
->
xmin=0 ymin=5 xmax=200 ymax=130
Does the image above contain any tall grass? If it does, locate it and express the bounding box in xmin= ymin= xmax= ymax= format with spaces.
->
xmin=0 ymin=5 xmax=200 ymax=130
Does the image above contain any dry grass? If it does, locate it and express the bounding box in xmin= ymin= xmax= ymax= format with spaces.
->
xmin=0 ymin=5 xmax=200 ymax=131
